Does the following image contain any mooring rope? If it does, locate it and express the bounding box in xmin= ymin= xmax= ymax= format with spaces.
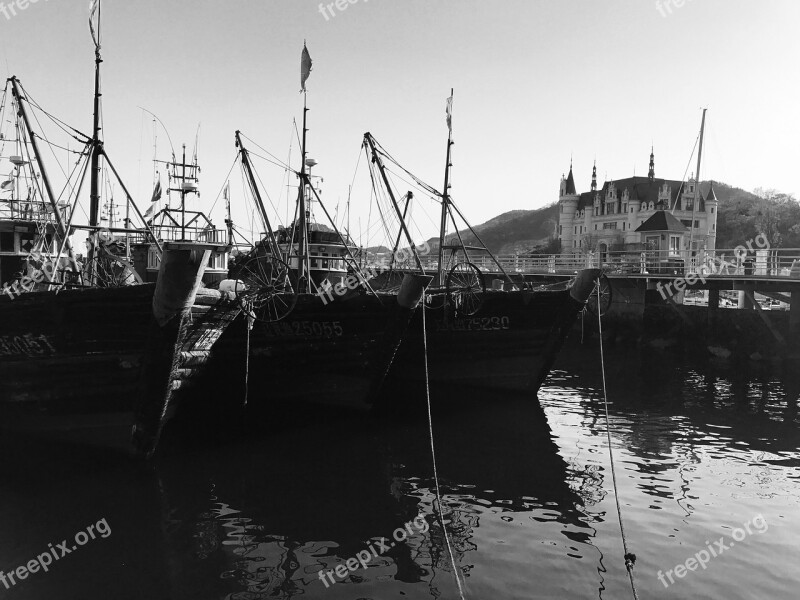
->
xmin=243 ymin=306 xmax=253 ymax=409
xmin=596 ymin=283 xmax=640 ymax=600
xmin=421 ymin=302 xmax=467 ymax=600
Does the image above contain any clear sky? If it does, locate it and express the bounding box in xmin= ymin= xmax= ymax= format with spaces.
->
xmin=1 ymin=0 xmax=798 ymax=244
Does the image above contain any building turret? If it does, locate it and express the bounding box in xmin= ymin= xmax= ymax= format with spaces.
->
xmin=705 ymin=180 xmax=719 ymax=250
xmin=557 ymin=162 xmax=580 ymax=251
xmin=648 ymin=146 xmax=655 ymax=181
xmin=591 ymin=160 xmax=597 ymax=192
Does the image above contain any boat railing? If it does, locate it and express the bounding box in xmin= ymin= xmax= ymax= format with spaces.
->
xmin=419 ymin=248 xmax=800 ymax=277
xmin=127 ymin=226 xmax=228 ymax=245
xmin=0 ymin=199 xmax=70 ymax=225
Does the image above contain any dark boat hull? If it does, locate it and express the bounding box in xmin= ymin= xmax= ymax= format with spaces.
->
xmin=390 ymin=287 xmax=585 ymax=394
xmin=208 ymin=292 xmax=409 ymax=410
xmin=0 ymin=280 xmax=239 ymax=452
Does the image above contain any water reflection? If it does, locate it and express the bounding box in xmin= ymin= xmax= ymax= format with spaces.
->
xmin=1 ymin=338 xmax=798 ymax=599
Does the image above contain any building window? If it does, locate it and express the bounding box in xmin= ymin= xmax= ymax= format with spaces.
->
xmin=669 ymin=235 xmax=681 ymax=255
xmin=711 ymin=207 xmax=715 ymax=214
xmin=603 ymin=222 xmax=617 ymax=230
xmin=559 ymin=225 xmax=562 ymax=235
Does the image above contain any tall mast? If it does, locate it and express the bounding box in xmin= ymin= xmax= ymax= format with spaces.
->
xmin=688 ymin=108 xmax=706 ymax=256
xmin=236 ymin=131 xmax=280 ymax=256
xmin=9 ymin=77 xmax=76 ymax=268
xmin=437 ymin=89 xmax=454 ymax=286
xmin=180 ymin=144 xmax=187 ymax=239
xmin=364 ymin=133 xmax=423 ymax=272
xmin=86 ymin=0 xmax=103 ymax=283
xmin=296 ymin=92 xmax=309 ymax=292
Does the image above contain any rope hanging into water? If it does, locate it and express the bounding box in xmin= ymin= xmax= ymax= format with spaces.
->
xmin=596 ymin=283 xmax=640 ymax=600
xmin=421 ymin=303 xmax=468 ymax=600
xmin=242 ymin=306 xmax=253 ymax=409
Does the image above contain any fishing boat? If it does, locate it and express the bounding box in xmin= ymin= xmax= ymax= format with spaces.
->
xmin=193 ymin=47 xmax=432 ymax=410
xmin=361 ymin=93 xmax=600 ymax=396
xmin=0 ymin=2 xmax=239 ymax=457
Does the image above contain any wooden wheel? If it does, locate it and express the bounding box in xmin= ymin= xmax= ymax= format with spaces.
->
xmin=585 ymin=274 xmax=612 ymax=316
xmin=233 ymin=256 xmax=298 ymax=322
xmin=446 ymin=261 xmax=485 ymax=316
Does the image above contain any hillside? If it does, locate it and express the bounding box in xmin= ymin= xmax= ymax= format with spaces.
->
xmin=418 ymin=182 xmax=799 ymax=255
xmin=426 ymin=204 xmax=560 ymax=255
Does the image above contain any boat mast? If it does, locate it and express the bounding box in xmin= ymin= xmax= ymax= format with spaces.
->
xmin=296 ymin=93 xmax=310 ymax=292
xmin=688 ymin=108 xmax=706 ymax=258
xmin=236 ymin=131 xmax=280 ymax=256
xmin=87 ymin=0 xmax=103 ymax=282
xmin=8 ymin=77 xmax=76 ymax=268
xmin=364 ymin=133 xmax=423 ymax=272
xmin=437 ymin=89 xmax=454 ymax=286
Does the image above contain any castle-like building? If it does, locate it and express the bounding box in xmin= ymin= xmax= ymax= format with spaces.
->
xmin=556 ymin=150 xmax=718 ymax=254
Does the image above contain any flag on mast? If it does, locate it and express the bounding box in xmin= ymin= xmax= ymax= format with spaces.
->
xmin=89 ymin=0 xmax=100 ymax=49
xmin=150 ymin=179 xmax=162 ymax=204
xmin=446 ymin=91 xmax=453 ymax=133
xmin=301 ymin=43 xmax=313 ymax=92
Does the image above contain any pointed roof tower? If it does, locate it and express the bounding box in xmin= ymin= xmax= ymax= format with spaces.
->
xmin=591 ymin=160 xmax=597 ymax=192
xmin=565 ymin=160 xmax=576 ymax=195
xmin=648 ymin=146 xmax=655 ymax=181
xmin=705 ymin=180 xmax=718 ymax=202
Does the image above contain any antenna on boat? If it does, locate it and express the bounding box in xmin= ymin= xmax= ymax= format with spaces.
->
xmin=437 ymin=88 xmax=454 ymax=287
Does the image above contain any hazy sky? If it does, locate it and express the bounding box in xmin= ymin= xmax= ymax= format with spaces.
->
xmin=1 ymin=0 xmax=798 ymax=244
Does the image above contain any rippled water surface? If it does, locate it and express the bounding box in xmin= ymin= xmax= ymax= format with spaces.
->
xmin=1 ymin=338 xmax=799 ymax=599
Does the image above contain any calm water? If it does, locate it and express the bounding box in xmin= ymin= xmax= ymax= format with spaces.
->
xmin=1 ymin=338 xmax=799 ymax=599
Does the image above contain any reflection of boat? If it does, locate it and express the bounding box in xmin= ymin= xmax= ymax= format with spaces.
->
xmin=361 ymin=119 xmax=600 ymax=395
xmin=0 ymin=2 xmax=238 ymax=456
xmin=155 ymin=390 xmax=584 ymax=598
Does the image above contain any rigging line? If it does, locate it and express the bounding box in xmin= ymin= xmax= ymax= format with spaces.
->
xmin=671 ymin=132 xmax=700 ymax=214
xmin=138 ymin=107 xmax=176 ymax=160
xmin=596 ymin=285 xmax=640 ymax=600
xmin=27 ymin=101 xmax=72 ymax=181
xmin=246 ymin=149 xmax=293 ymax=172
xmin=240 ymin=133 xmax=293 ymax=171
xmin=33 ymin=134 xmax=88 ymax=156
xmin=18 ymin=82 xmax=91 ymax=141
xmin=206 ymin=157 xmax=239 ymax=216
xmin=421 ymin=303 xmax=468 ymax=600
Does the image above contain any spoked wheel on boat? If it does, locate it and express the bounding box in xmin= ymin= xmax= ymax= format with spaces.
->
xmin=585 ymin=274 xmax=613 ymax=317
xmin=446 ymin=261 xmax=485 ymax=316
xmin=82 ymin=254 xmax=140 ymax=287
xmin=233 ymin=256 xmax=298 ymax=322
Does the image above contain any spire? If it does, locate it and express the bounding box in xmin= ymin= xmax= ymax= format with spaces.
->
xmin=705 ymin=180 xmax=717 ymax=202
xmin=591 ymin=160 xmax=597 ymax=192
xmin=648 ymin=146 xmax=655 ymax=181
xmin=565 ymin=162 xmax=576 ymax=195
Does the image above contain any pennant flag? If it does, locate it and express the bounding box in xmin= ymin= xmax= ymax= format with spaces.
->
xmin=300 ymin=43 xmax=313 ymax=92
xmin=144 ymin=204 xmax=154 ymax=218
xmin=89 ymin=0 xmax=100 ymax=49
xmin=150 ymin=179 xmax=162 ymax=203
xmin=1 ymin=179 xmax=12 ymax=190
xmin=446 ymin=92 xmax=453 ymax=133
xmin=223 ymin=181 xmax=229 ymax=201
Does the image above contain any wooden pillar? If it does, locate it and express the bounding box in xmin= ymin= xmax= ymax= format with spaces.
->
xmin=791 ymin=290 xmax=800 ymax=334
xmin=738 ymin=289 xmax=755 ymax=309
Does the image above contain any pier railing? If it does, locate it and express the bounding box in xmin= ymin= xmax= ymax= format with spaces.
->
xmin=416 ymin=248 xmax=800 ymax=278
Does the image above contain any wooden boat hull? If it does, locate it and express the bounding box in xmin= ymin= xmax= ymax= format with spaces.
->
xmin=207 ymin=293 xmax=408 ymax=410
xmin=387 ymin=269 xmax=602 ymax=395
